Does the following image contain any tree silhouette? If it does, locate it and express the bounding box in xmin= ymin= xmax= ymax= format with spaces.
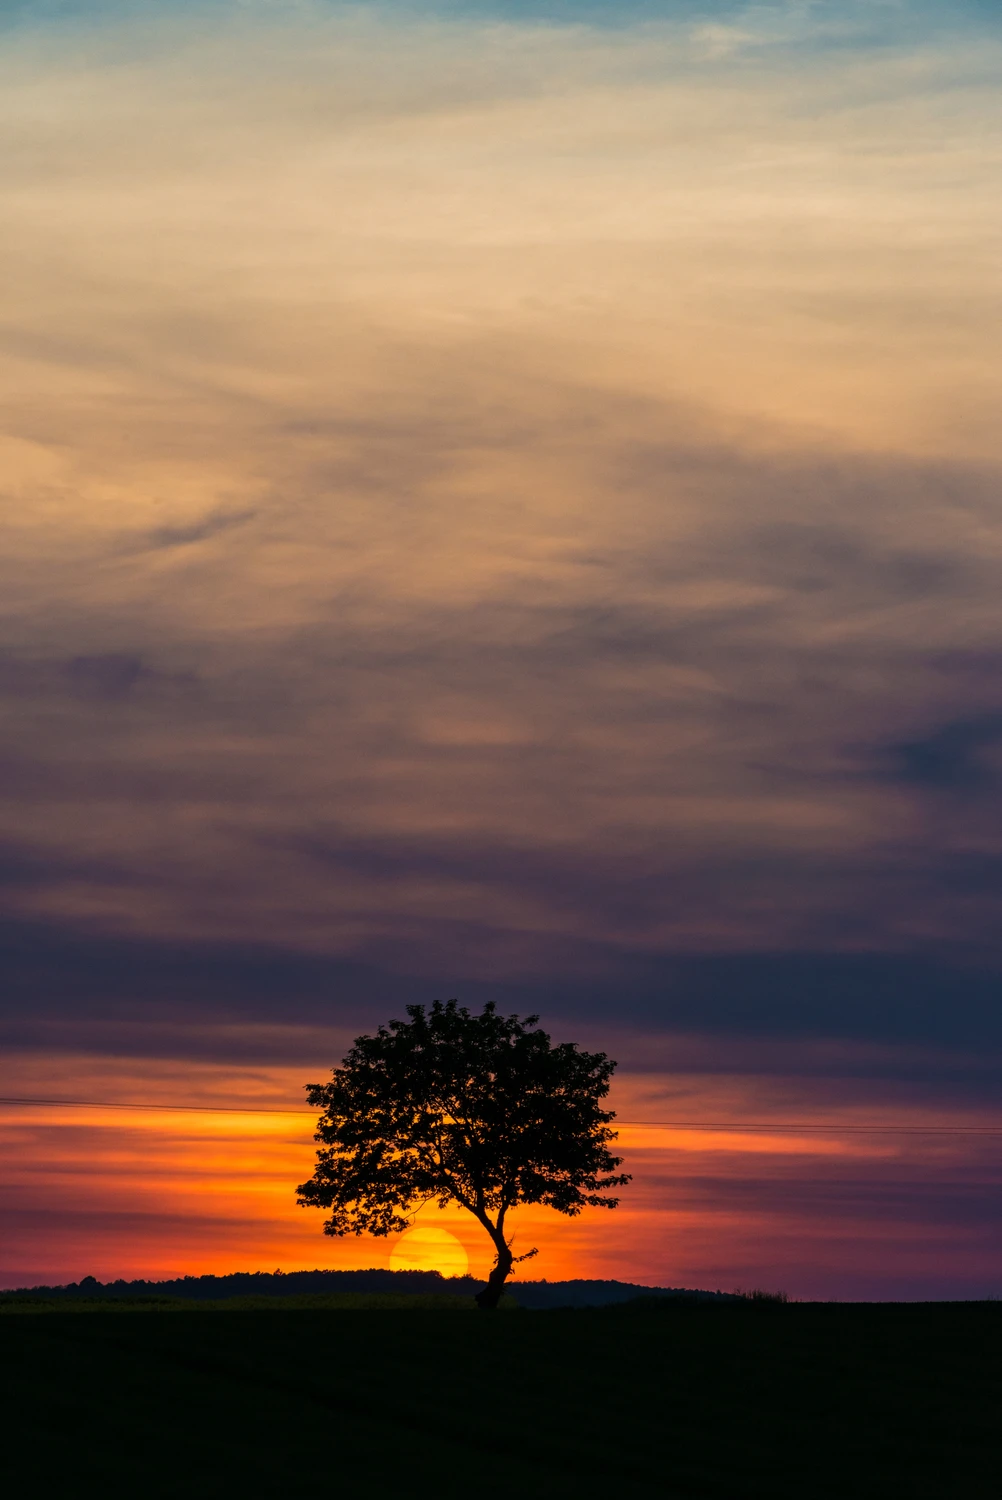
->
xmin=296 ymin=1000 xmax=630 ymax=1308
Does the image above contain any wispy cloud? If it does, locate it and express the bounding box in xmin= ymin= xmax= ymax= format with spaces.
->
xmin=1 ymin=3 xmax=1000 ymax=965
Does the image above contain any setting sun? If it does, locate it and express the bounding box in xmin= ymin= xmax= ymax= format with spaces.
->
xmin=388 ymin=1226 xmax=469 ymax=1279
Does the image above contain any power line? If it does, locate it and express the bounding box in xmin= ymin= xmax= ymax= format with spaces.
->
xmin=617 ymin=1122 xmax=1002 ymax=1135
xmin=1 ymin=1096 xmax=1001 ymax=1133
xmin=0 ymin=1096 xmax=303 ymax=1115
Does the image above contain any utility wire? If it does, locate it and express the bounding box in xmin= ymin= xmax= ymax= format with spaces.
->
xmin=1 ymin=1096 xmax=1001 ymax=1133
xmin=0 ymin=1095 xmax=303 ymax=1115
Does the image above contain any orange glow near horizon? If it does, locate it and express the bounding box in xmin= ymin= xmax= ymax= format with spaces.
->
xmin=2 ymin=1055 xmax=999 ymax=1299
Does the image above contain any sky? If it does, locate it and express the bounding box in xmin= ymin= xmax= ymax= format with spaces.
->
xmin=1 ymin=0 xmax=1000 ymax=1298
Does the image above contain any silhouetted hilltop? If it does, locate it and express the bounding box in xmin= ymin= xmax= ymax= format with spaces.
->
xmin=4 ymin=1268 xmax=739 ymax=1306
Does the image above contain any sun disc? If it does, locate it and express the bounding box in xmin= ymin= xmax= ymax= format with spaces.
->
xmin=389 ymin=1225 xmax=469 ymax=1277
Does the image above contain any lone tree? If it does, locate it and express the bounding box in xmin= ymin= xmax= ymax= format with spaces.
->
xmin=296 ymin=1000 xmax=630 ymax=1308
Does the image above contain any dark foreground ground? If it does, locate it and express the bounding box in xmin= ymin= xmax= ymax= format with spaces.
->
xmin=1 ymin=1297 xmax=998 ymax=1498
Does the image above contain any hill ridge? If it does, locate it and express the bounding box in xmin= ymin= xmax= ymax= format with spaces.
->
xmin=3 ymin=1268 xmax=739 ymax=1307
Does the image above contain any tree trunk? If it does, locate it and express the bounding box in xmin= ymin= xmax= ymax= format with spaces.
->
xmin=475 ymin=1239 xmax=513 ymax=1311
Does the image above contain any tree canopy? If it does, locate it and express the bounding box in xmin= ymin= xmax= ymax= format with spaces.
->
xmin=296 ymin=1000 xmax=630 ymax=1307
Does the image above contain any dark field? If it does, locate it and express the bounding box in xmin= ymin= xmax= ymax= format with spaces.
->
xmin=2 ymin=1297 xmax=998 ymax=1498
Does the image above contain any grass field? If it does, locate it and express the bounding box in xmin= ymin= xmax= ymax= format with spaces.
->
xmin=2 ymin=1296 xmax=998 ymax=1498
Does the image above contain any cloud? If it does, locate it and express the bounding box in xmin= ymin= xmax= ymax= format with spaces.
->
xmin=2 ymin=432 xmax=1001 ymax=976
xmin=883 ymin=715 xmax=1002 ymax=792
xmin=140 ymin=510 xmax=258 ymax=553
xmin=64 ymin=654 xmax=147 ymax=699
xmin=0 ymin=0 xmax=999 ymax=1054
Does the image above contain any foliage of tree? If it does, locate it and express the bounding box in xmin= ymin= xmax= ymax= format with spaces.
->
xmin=296 ymin=1000 xmax=630 ymax=1308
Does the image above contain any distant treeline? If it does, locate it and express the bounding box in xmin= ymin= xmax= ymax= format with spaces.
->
xmin=2 ymin=1268 xmax=739 ymax=1308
